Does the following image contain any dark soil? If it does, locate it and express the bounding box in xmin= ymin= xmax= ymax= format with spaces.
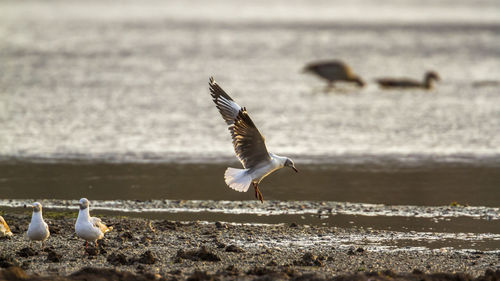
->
xmin=0 ymin=214 xmax=499 ymax=280
xmin=1 ymin=266 xmax=500 ymax=281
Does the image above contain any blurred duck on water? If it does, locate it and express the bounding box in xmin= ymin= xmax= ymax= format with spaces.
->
xmin=303 ymin=60 xmax=365 ymax=90
xmin=376 ymin=71 xmax=441 ymax=90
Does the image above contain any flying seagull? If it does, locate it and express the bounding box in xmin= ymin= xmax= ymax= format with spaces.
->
xmin=208 ymin=77 xmax=298 ymax=203
xmin=27 ymin=202 xmax=50 ymax=248
xmin=75 ymin=198 xmax=113 ymax=251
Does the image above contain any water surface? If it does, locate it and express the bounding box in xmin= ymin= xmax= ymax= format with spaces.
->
xmin=1 ymin=0 xmax=500 ymax=164
xmin=1 ymin=0 xmax=499 ymax=253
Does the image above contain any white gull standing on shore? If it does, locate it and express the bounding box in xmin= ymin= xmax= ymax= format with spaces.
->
xmin=26 ymin=202 xmax=50 ymax=248
xmin=75 ymin=198 xmax=113 ymax=250
xmin=208 ymin=77 xmax=298 ymax=203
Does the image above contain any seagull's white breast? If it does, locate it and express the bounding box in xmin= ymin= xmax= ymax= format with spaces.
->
xmin=249 ymin=153 xmax=286 ymax=182
xmin=27 ymin=214 xmax=50 ymax=241
xmin=75 ymin=219 xmax=104 ymax=242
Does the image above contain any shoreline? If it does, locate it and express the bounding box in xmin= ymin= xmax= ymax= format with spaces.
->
xmin=1 ymin=162 xmax=499 ymax=206
xmin=1 ymin=214 xmax=499 ymax=280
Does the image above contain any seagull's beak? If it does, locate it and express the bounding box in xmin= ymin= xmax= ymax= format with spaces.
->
xmin=292 ymin=165 xmax=299 ymax=173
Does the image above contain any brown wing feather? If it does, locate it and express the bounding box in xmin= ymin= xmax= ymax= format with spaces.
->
xmin=90 ymin=217 xmax=113 ymax=234
xmin=230 ymin=108 xmax=271 ymax=168
xmin=306 ymin=61 xmax=351 ymax=81
xmin=209 ymin=77 xmax=241 ymax=125
xmin=209 ymin=77 xmax=234 ymax=102
xmin=1 ymin=217 xmax=11 ymax=232
xmin=376 ymin=78 xmax=421 ymax=88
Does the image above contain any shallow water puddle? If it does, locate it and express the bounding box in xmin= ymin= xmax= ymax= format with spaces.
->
xmin=217 ymin=222 xmax=500 ymax=252
xmin=1 ymin=199 xmax=499 ymax=251
xmin=1 ymin=199 xmax=498 ymax=219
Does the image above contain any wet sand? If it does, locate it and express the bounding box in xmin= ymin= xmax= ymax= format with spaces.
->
xmin=1 ymin=162 xmax=499 ymax=206
xmin=2 ymin=199 xmax=500 ymax=244
xmin=1 ymin=213 xmax=499 ymax=280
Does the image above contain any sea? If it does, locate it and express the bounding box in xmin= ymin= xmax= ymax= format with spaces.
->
xmin=0 ymin=0 xmax=499 ymax=251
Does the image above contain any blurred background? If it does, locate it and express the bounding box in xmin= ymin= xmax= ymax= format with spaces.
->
xmin=0 ymin=0 xmax=499 ymax=219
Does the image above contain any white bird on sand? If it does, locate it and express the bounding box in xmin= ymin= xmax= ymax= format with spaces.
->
xmin=0 ymin=215 xmax=13 ymax=238
xmin=26 ymin=202 xmax=50 ymax=248
xmin=208 ymin=77 xmax=298 ymax=203
xmin=75 ymin=198 xmax=113 ymax=250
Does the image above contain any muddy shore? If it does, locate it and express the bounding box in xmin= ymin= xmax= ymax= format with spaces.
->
xmin=1 ymin=214 xmax=499 ymax=280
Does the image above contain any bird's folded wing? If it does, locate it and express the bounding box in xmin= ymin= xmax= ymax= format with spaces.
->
xmin=376 ymin=78 xmax=418 ymax=87
xmin=1 ymin=218 xmax=11 ymax=233
xmin=230 ymin=108 xmax=271 ymax=168
xmin=90 ymin=217 xmax=112 ymax=233
xmin=209 ymin=77 xmax=241 ymax=125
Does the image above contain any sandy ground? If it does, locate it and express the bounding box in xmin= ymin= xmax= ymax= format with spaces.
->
xmin=1 ymin=214 xmax=499 ymax=280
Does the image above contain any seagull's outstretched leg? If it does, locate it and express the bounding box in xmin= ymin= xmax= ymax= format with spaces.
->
xmin=257 ymin=190 xmax=264 ymax=203
xmin=253 ymin=182 xmax=264 ymax=203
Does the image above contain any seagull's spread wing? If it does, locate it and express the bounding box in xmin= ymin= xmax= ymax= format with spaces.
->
xmin=209 ymin=77 xmax=271 ymax=168
xmin=230 ymin=108 xmax=271 ymax=168
xmin=209 ymin=77 xmax=241 ymax=125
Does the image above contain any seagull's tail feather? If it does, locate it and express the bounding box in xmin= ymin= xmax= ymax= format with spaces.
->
xmin=224 ymin=167 xmax=252 ymax=192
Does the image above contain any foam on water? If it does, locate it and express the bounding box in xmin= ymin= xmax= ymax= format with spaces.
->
xmin=1 ymin=199 xmax=498 ymax=220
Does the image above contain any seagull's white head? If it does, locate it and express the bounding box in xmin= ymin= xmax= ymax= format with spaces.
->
xmin=78 ymin=198 xmax=90 ymax=210
xmin=32 ymin=202 xmax=42 ymax=212
xmin=284 ymin=158 xmax=298 ymax=173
